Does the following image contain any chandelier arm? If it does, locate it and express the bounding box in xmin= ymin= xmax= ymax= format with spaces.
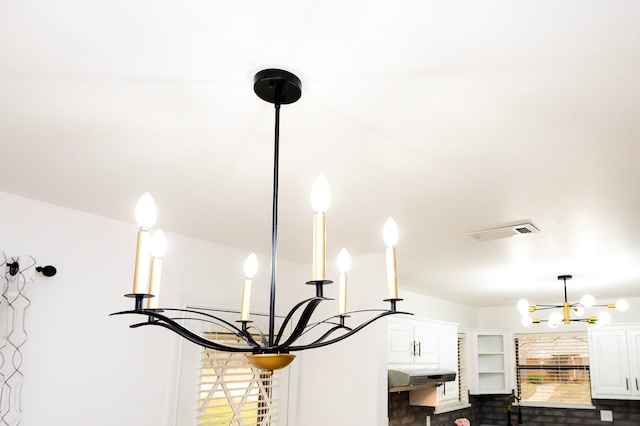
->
xmin=160 ymin=308 xmax=267 ymax=345
xmin=148 ymin=321 xmax=256 ymax=353
xmin=243 ymin=325 xmax=269 ymax=347
xmin=297 ymin=308 xmax=392 ymax=335
xmin=272 ymin=298 xmax=325 ymax=349
xmin=287 ymin=310 xmax=410 ymax=352
xmin=273 ymin=296 xmax=327 ymax=346
xmin=533 ymin=305 xmax=563 ymax=310
xmin=112 ymin=309 xmax=260 ymax=348
xmin=159 ymin=307 xmax=245 ymax=332
xmin=298 ymin=308 xmax=407 ymax=337
xmin=299 ymin=319 xmax=350 ymax=336
xmin=151 ymin=308 xmax=262 ymax=347
xmin=112 ymin=311 xmax=256 ymax=352
xmin=300 ymin=325 xmax=348 ymax=347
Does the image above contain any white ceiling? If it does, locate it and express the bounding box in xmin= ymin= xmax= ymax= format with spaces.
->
xmin=2 ymin=1 xmax=640 ymax=307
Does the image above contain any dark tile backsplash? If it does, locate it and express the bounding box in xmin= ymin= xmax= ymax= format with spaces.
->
xmin=388 ymin=392 xmax=640 ymax=426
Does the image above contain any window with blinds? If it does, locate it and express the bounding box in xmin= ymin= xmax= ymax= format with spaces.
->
xmin=514 ymin=333 xmax=591 ymax=405
xmin=198 ymin=333 xmax=280 ymax=426
xmin=458 ymin=334 xmax=469 ymax=405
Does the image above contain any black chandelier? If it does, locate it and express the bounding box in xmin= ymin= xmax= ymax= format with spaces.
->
xmin=112 ymin=69 xmax=410 ymax=371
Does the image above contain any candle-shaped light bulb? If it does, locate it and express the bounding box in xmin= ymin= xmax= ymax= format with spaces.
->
xmin=383 ymin=217 xmax=399 ymax=247
xmin=337 ymin=248 xmax=350 ymax=316
xmin=244 ymin=252 xmax=258 ymax=279
xmin=132 ymin=192 xmax=157 ymax=294
xmin=135 ymin=192 xmax=157 ymax=230
xmin=311 ymin=175 xmax=331 ymax=280
xmin=147 ymin=229 xmax=167 ymax=309
xmin=311 ymin=175 xmax=331 ymax=213
xmin=384 ymin=217 xmax=399 ymax=299
xmin=240 ymin=253 xmax=257 ymax=322
xmin=150 ymin=229 xmax=167 ymax=258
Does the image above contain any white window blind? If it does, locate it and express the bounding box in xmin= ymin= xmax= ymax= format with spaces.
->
xmin=458 ymin=334 xmax=469 ymax=405
xmin=198 ymin=333 xmax=280 ymax=426
xmin=514 ymin=333 xmax=591 ymax=405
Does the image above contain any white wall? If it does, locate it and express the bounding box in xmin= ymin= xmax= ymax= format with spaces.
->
xmin=292 ymin=253 xmax=391 ymax=426
xmin=1 ymin=192 xmax=169 ymax=425
xmin=398 ymin=288 xmax=479 ymax=332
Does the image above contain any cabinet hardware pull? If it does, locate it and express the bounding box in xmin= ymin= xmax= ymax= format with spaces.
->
xmin=417 ymin=341 xmax=421 ymax=357
xmin=411 ymin=341 xmax=416 ymax=356
xmin=636 ymin=377 xmax=638 ymax=391
xmin=626 ymin=378 xmax=629 ymax=390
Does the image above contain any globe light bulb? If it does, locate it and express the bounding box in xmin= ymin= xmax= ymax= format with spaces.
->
xmin=597 ymin=311 xmax=611 ymax=326
xmin=548 ymin=311 xmax=562 ymax=328
xmin=580 ymin=294 xmax=595 ymax=308
xmin=135 ymin=192 xmax=157 ymax=229
xmin=521 ymin=316 xmax=533 ymax=327
xmin=573 ymin=305 xmax=585 ymax=317
xmin=517 ymin=299 xmax=530 ymax=316
xmin=616 ymin=299 xmax=629 ymax=312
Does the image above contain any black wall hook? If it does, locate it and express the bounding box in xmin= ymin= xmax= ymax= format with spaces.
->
xmin=36 ymin=265 xmax=57 ymax=277
xmin=7 ymin=261 xmax=19 ymax=276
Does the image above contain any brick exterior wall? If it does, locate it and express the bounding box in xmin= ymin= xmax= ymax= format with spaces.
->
xmin=389 ymin=392 xmax=640 ymax=425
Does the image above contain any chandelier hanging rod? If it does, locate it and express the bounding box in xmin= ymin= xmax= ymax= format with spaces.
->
xmin=112 ymin=69 xmax=411 ymax=370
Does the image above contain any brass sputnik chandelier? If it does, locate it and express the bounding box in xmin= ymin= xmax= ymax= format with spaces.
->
xmin=112 ymin=69 xmax=410 ymax=370
xmin=518 ymin=274 xmax=628 ymax=328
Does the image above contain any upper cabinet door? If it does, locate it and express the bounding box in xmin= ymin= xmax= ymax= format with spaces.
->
xmin=589 ymin=328 xmax=631 ymax=398
xmin=388 ymin=318 xmax=414 ymax=364
xmin=413 ymin=322 xmax=439 ymax=365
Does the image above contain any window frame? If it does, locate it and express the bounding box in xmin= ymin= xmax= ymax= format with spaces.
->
xmin=514 ymin=332 xmax=595 ymax=409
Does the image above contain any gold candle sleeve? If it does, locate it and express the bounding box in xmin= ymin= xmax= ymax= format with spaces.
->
xmin=240 ymin=278 xmax=253 ymax=321
xmin=386 ymin=246 xmax=398 ymax=299
xmin=132 ymin=229 xmax=151 ymax=294
xmin=147 ymin=257 xmax=163 ymax=309
xmin=312 ymin=212 xmax=326 ymax=280
xmin=338 ymin=273 xmax=347 ymax=315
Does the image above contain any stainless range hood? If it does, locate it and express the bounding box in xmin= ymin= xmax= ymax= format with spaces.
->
xmin=388 ymin=368 xmax=457 ymax=392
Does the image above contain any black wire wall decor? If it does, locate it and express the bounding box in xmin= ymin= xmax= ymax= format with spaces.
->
xmin=0 ymin=253 xmax=56 ymax=426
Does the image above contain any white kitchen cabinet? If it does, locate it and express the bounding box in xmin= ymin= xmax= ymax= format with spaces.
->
xmin=469 ymin=329 xmax=512 ymax=394
xmin=388 ymin=317 xmax=439 ymax=366
xmin=388 ymin=317 xmax=459 ymax=408
xmin=588 ymin=325 xmax=640 ymax=399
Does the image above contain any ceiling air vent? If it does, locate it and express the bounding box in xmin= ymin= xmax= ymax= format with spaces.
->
xmin=468 ymin=223 xmax=539 ymax=242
